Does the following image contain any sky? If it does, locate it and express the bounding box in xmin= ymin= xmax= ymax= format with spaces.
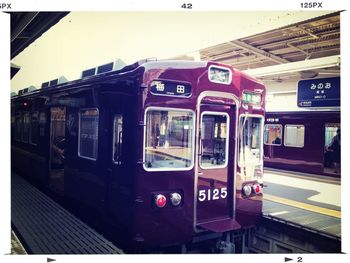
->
xmin=11 ymin=11 xmax=335 ymax=93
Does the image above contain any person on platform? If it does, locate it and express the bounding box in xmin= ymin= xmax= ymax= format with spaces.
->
xmin=272 ymin=136 xmax=281 ymax=145
xmin=328 ymin=128 xmax=341 ymax=174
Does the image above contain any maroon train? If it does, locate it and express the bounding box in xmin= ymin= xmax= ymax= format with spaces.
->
xmin=264 ymin=111 xmax=340 ymax=177
xmin=11 ymin=60 xmax=265 ymax=252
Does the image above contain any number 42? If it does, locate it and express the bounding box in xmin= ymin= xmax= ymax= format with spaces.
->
xmin=198 ymin=188 xmax=227 ymax=202
xmin=181 ymin=3 xmax=192 ymax=9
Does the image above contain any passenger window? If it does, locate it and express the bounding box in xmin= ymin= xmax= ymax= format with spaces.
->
xmin=264 ymin=124 xmax=282 ymax=146
xmin=200 ymin=113 xmax=229 ymax=168
xmin=325 ymin=124 xmax=340 ymax=147
xmin=144 ymin=109 xmax=194 ymax=170
xmin=112 ymin=115 xmax=123 ymax=164
xmin=11 ymin=111 xmax=15 ymax=130
xmin=30 ymin=112 xmax=39 ymax=145
xmin=284 ymin=125 xmax=305 ymax=147
xmin=78 ymin=108 xmax=99 ymax=160
xmin=15 ymin=112 xmax=22 ymax=141
xmin=39 ymin=112 xmax=47 ymax=137
xmin=22 ymin=112 xmax=30 ymax=143
xmin=239 ymin=116 xmax=263 ymax=165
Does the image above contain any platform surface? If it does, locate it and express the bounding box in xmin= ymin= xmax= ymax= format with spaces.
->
xmin=263 ymin=169 xmax=341 ymax=239
xmin=11 ymin=172 xmax=123 ymax=254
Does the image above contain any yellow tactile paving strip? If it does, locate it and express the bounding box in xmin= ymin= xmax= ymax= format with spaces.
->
xmin=264 ymin=194 xmax=341 ymax=219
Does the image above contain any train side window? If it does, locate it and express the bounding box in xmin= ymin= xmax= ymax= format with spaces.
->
xmin=14 ymin=112 xmax=22 ymax=141
xmin=200 ymin=112 xmax=229 ymax=168
xmin=39 ymin=112 xmax=47 ymax=136
xmin=325 ymin=124 xmax=340 ymax=146
xmin=29 ymin=112 xmax=39 ymax=145
xmin=284 ymin=125 xmax=305 ymax=148
xmin=78 ymin=108 xmax=99 ymax=160
xmin=264 ymin=124 xmax=282 ymax=146
xmin=11 ymin=110 xmax=15 ymax=131
xmin=112 ymin=115 xmax=123 ymax=164
xmin=144 ymin=108 xmax=194 ymax=171
xmin=22 ymin=112 xmax=30 ymax=143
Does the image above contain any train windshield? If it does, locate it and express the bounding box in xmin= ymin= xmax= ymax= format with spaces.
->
xmin=239 ymin=116 xmax=263 ymax=165
xmin=144 ymin=109 xmax=194 ymax=170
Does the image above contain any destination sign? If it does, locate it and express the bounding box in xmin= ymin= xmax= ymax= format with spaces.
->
xmin=150 ymin=80 xmax=191 ymax=97
xmin=297 ymin=77 xmax=340 ymax=108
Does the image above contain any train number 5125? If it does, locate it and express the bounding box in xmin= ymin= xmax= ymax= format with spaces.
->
xmin=198 ymin=188 xmax=227 ymax=202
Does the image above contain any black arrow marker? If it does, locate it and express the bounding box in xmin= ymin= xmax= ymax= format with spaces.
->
xmin=285 ymin=257 xmax=293 ymax=262
xmin=47 ymin=258 xmax=56 ymax=263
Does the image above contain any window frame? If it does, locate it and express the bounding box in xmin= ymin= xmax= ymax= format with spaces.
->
xmin=21 ymin=112 xmax=30 ymax=143
xmin=264 ymin=124 xmax=283 ymax=146
xmin=199 ymin=111 xmax=230 ymax=170
xmin=29 ymin=111 xmax=39 ymax=146
xmin=208 ymin=65 xmax=232 ymax=85
xmin=283 ymin=124 xmax=305 ymax=148
xmin=112 ymin=114 xmax=123 ymax=165
xmin=78 ymin=108 xmax=100 ymax=161
xmin=143 ymin=106 xmax=196 ymax=172
xmin=14 ymin=112 xmax=22 ymax=142
xmin=324 ymin=123 xmax=340 ymax=147
xmin=238 ymin=113 xmax=264 ymax=167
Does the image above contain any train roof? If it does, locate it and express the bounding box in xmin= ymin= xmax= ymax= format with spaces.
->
xmin=12 ymin=59 xmax=261 ymax=100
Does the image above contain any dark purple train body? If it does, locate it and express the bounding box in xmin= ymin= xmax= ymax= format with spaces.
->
xmin=264 ymin=111 xmax=340 ymax=177
xmin=11 ymin=60 xmax=265 ymax=251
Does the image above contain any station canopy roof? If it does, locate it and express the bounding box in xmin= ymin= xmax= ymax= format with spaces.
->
xmin=10 ymin=12 xmax=69 ymax=78
xmin=11 ymin=12 xmax=69 ymax=60
xmin=173 ymin=11 xmax=340 ymax=81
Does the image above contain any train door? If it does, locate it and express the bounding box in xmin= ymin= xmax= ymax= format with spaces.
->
xmin=104 ymin=99 xmax=128 ymax=221
xmin=49 ymin=107 xmax=66 ymax=195
xmin=196 ymin=102 xmax=238 ymax=231
xmin=106 ymin=111 xmax=123 ymax=215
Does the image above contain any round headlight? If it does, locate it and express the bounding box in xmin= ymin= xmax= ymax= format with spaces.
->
xmin=242 ymin=185 xmax=252 ymax=196
xmin=170 ymin=192 xmax=182 ymax=206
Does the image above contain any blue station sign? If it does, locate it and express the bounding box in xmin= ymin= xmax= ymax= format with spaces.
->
xmin=297 ymin=77 xmax=340 ymax=108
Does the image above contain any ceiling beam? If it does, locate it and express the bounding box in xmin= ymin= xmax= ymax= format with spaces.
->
xmin=230 ymin=40 xmax=290 ymax=64
xmin=11 ymin=12 xmax=39 ymax=42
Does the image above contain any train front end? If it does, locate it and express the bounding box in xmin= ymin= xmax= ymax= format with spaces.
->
xmin=132 ymin=61 xmax=265 ymax=250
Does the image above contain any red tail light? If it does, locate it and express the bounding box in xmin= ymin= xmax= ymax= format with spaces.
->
xmin=252 ymin=184 xmax=262 ymax=194
xmin=155 ymin=194 xmax=167 ymax=208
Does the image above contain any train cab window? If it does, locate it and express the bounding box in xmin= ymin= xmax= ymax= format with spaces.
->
xmin=264 ymin=124 xmax=282 ymax=146
xmin=29 ymin=112 xmax=39 ymax=145
xmin=22 ymin=112 xmax=30 ymax=143
xmin=78 ymin=108 xmax=99 ymax=160
xmin=144 ymin=108 xmax=194 ymax=171
xmin=112 ymin=115 xmax=123 ymax=164
xmin=239 ymin=116 xmax=263 ymax=165
xmin=200 ymin=113 xmax=229 ymax=168
xmin=284 ymin=125 xmax=305 ymax=147
xmin=14 ymin=113 xmax=22 ymax=141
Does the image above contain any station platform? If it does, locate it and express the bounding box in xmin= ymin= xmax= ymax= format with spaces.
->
xmin=11 ymin=172 xmax=124 ymax=254
xmin=11 ymin=230 xmax=27 ymax=255
xmin=262 ymin=169 xmax=341 ymax=240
